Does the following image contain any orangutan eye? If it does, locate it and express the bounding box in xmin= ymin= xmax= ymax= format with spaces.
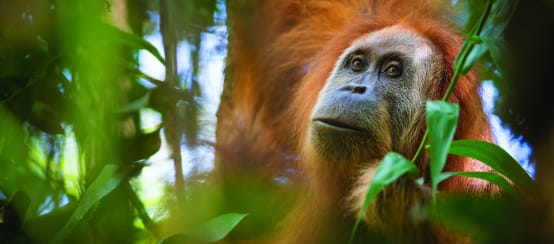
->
xmin=382 ymin=60 xmax=403 ymax=78
xmin=349 ymin=54 xmax=368 ymax=72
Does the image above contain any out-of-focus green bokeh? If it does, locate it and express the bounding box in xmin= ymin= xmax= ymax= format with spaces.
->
xmin=0 ymin=0 xmax=226 ymax=243
xmin=1 ymin=0 xmax=553 ymax=243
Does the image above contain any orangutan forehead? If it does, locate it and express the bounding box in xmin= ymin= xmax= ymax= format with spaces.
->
xmin=345 ymin=25 xmax=435 ymax=61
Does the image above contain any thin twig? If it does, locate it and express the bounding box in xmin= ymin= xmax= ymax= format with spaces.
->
xmin=160 ymin=0 xmax=185 ymax=202
xmin=124 ymin=182 xmax=161 ymax=238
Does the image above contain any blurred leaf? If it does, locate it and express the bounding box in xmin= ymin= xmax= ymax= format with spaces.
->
xmin=482 ymin=37 xmax=512 ymax=78
xmin=448 ymin=140 xmax=534 ymax=192
xmin=475 ymin=57 xmax=502 ymax=82
xmin=9 ymin=89 xmax=65 ymax=134
xmin=481 ymin=0 xmax=519 ymax=38
xmin=438 ymin=171 xmax=516 ymax=195
xmin=185 ymin=213 xmax=247 ymax=242
xmin=350 ymin=152 xmax=419 ymax=242
xmin=160 ymin=213 xmax=247 ymax=243
xmin=0 ymin=75 xmax=29 ymax=101
xmin=149 ymin=84 xmax=179 ymax=113
xmin=456 ymin=0 xmax=518 ymax=75
xmin=29 ymin=100 xmax=64 ymax=134
xmin=426 ymin=101 xmax=459 ymax=201
xmin=432 ymin=195 xmax=527 ymax=244
xmin=51 ymin=164 xmax=125 ymax=244
xmin=218 ymin=170 xmax=298 ymax=238
xmin=22 ymin=202 xmax=76 ymax=243
xmin=121 ymin=128 xmax=161 ymax=162
xmin=118 ymin=92 xmax=150 ymax=114
xmin=90 ymin=20 xmax=165 ymax=65
xmin=0 ymin=191 xmax=31 ymax=243
xmin=0 ymin=106 xmax=27 ymax=193
xmin=463 ymin=0 xmax=486 ymax=30
xmin=453 ymin=0 xmax=487 ymax=75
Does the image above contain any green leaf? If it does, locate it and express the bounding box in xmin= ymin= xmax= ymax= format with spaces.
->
xmin=482 ymin=37 xmax=512 ymax=78
xmin=0 ymin=106 xmax=27 ymax=192
xmin=454 ymin=0 xmax=488 ymax=75
xmin=437 ymin=171 xmax=516 ymax=196
xmin=432 ymin=195 xmax=525 ymax=243
xmin=456 ymin=0 xmax=518 ymax=75
xmin=160 ymin=213 xmax=247 ymax=243
xmin=186 ymin=213 xmax=247 ymax=242
xmin=460 ymin=36 xmax=488 ymax=75
xmin=51 ymin=164 xmax=125 ymax=244
xmin=453 ymin=27 xmax=475 ymax=73
xmin=426 ymin=101 xmax=459 ymax=202
xmin=350 ymin=152 xmax=419 ymax=242
xmin=465 ymin=0 xmax=488 ymax=30
xmin=92 ymin=20 xmax=165 ymax=65
xmin=448 ymin=140 xmax=533 ymax=192
xmin=117 ymin=92 xmax=151 ymax=114
xmin=481 ymin=0 xmax=519 ymax=38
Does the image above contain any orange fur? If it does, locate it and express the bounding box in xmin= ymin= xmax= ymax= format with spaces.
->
xmin=217 ymin=0 xmax=497 ymax=242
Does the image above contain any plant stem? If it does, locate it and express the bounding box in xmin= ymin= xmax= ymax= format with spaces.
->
xmin=125 ymin=182 xmax=161 ymax=238
xmin=410 ymin=0 xmax=494 ymax=165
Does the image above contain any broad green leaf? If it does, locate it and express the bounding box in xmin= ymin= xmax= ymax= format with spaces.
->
xmin=426 ymin=101 xmax=459 ymax=202
xmin=160 ymin=213 xmax=247 ymax=243
xmin=51 ymin=164 xmax=125 ymax=244
xmin=449 ymin=140 xmax=533 ymax=192
xmin=437 ymin=171 xmax=516 ymax=196
xmin=350 ymin=152 xmax=419 ymax=242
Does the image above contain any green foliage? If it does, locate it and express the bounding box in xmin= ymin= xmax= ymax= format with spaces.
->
xmin=0 ymin=0 xmax=533 ymax=243
xmin=480 ymin=37 xmax=511 ymax=78
xmin=160 ymin=213 xmax=247 ymax=243
xmin=0 ymin=107 xmax=27 ymax=193
xmin=93 ymin=20 xmax=165 ymax=65
xmin=449 ymin=140 xmax=534 ymax=192
xmin=426 ymin=101 xmax=459 ymax=204
xmin=455 ymin=0 xmax=518 ymax=76
xmin=439 ymin=171 xmax=515 ymax=195
xmin=51 ymin=164 xmax=126 ymax=244
xmin=0 ymin=0 xmax=232 ymax=243
xmin=350 ymin=152 xmax=419 ymax=242
xmin=432 ymin=195 xmax=530 ymax=244
xmin=352 ymin=0 xmax=532 ymax=242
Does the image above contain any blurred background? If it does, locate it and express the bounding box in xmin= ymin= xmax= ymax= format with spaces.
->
xmin=0 ymin=0 xmax=551 ymax=243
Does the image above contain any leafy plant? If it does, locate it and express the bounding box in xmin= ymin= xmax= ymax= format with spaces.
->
xmin=159 ymin=213 xmax=247 ymax=243
xmin=350 ymin=0 xmax=532 ymax=242
xmin=0 ymin=0 xmax=240 ymax=243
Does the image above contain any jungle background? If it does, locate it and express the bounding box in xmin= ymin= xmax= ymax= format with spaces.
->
xmin=0 ymin=0 xmax=553 ymax=243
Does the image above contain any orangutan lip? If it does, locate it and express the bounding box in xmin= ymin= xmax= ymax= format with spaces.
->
xmin=313 ymin=118 xmax=367 ymax=133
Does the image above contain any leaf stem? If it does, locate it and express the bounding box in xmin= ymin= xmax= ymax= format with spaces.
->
xmin=410 ymin=0 xmax=494 ymax=164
